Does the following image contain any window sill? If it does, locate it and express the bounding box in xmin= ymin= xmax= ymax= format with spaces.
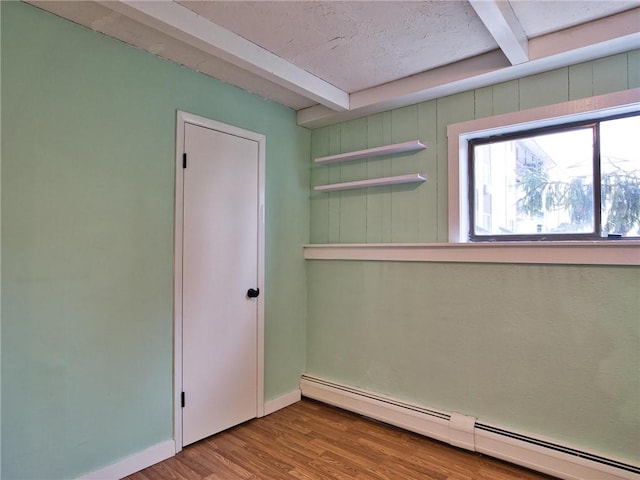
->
xmin=303 ymin=241 xmax=640 ymax=266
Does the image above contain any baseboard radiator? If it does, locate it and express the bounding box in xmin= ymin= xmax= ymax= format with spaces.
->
xmin=300 ymin=375 xmax=640 ymax=480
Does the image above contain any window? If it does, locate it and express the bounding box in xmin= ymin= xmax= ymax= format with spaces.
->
xmin=468 ymin=113 xmax=639 ymax=241
xmin=447 ymin=89 xmax=640 ymax=245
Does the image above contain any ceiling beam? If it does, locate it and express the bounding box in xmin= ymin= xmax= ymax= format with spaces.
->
xmin=97 ymin=0 xmax=349 ymax=111
xmin=469 ymin=0 xmax=528 ymax=65
xmin=298 ymin=8 xmax=640 ymax=128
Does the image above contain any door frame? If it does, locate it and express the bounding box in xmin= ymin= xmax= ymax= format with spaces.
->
xmin=174 ymin=110 xmax=266 ymax=453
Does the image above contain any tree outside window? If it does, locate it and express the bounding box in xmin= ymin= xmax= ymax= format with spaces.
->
xmin=469 ymin=113 xmax=639 ymax=241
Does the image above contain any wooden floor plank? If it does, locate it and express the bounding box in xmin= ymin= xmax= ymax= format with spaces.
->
xmin=124 ymin=399 xmax=557 ymax=480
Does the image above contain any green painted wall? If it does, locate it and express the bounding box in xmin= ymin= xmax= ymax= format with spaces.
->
xmin=1 ymin=2 xmax=308 ymax=479
xmin=2 ymin=0 xmax=638 ymax=476
xmin=307 ymin=53 xmax=640 ymax=462
xmin=307 ymin=261 xmax=639 ymax=460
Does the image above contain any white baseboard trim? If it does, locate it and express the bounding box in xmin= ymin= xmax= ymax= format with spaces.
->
xmin=300 ymin=374 xmax=640 ymax=480
xmin=474 ymin=427 xmax=637 ymax=480
xmin=300 ymin=375 xmax=450 ymax=443
xmin=264 ymin=389 xmax=301 ymax=416
xmin=76 ymin=390 xmax=300 ymax=480
xmin=76 ymin=439 xmax=175 ymax=480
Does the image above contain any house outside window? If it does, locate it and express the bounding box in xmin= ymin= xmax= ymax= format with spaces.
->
xmin=467 ymin=113 xmax=639 ymax=241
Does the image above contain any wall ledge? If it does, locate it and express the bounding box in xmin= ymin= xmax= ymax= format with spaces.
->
xmin=303 ymin=242 xmax=640 ymax=266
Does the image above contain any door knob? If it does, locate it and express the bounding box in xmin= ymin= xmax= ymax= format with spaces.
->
xmin=247 ymin=288 xmax=260 ymax=298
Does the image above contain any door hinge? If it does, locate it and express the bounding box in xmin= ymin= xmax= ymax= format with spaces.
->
xmin=181 ymin=391 xmax=185 ymax=408
xmin=183 ymin=153 xmax=187 ymax=169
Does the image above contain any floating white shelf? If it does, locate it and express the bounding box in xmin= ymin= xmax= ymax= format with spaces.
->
xmin=315 ymin=173 xmax=426 ymax=192
xmin=315 ymin=140 xmax=426 ymax=165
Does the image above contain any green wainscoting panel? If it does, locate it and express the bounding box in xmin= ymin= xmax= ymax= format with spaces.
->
xmin=2 ymin=2 xmax=308 ymax=478
xmin=338 ymin=118 xmax=368 ymax=243
xmin=364 ymin=113 xmax=387 ymax=244
xmin=474 ymin=86 xmax=495 ymax=119
xmin=492 ymin=79 xmax=521 ymax=116
xmin=519 ymin=68 xmax=570 ymax=110
xmin=372 ymin=111 xmax=395 ymax=243
xmin=569 ymin=61 xmax=595 ymax=101
xmin=310 ymin=126 xmax=331 ymax=244
xmin=390 ymin=105 xmax=421 ymax=243
xmin=417 ymin=101 xmax=439 ymax=242
xmin=328 ymin=124 xmax=342 ymax=243
xmin=435 ymin=91 xmax=475 ymax=242
xmin=309 ymin=51 xmax=639 ymax=244
xmin=592 ymin=53 xmax=631 ymax=96
xmin=629 ymin=50 xmax=640 ymax=89
xmin=306 ymin=260 xmax=640 ymax=463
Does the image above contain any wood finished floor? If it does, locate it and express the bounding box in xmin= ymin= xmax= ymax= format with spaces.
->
xmin=124 ymin=399 xmax=557 ymax=480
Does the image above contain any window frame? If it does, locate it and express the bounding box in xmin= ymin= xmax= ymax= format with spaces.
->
xmin=467 ymin=118 xmax=616 ymax=242
xmin=447 ymin=89 xmax=640 ymax=244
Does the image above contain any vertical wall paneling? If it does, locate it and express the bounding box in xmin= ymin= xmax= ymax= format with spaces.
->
xmin=592 ymin=53 xmax=629 ymax=96
xmin=390 ymin=105 xmax=421 ymax=243
xmin=628 ymin=50 xmax=640 ymax=89
xmin=435 ymin=92 xmax=475 ymax=242
xmin=365 ymin=113 xmax=386 ymax=243
xmin=308 ymin=51 xmax=638 ymax=245
xmin=339 ymin=118 xmax=368 ymax=242
xmin=491 ymin=79 xmax=520 ymax=116
xmin=381 ymin=111 xmax=394 ymax=243
xmin=417 ymin=101 xmax=439 ymax=242
xmin=310 ymin=127 xmax=331 ymax=243
xmin=568 ymin=62 xmax=594 ymax=101
xmin=328 ymin=124 xmax=342 ymax=243
xmin=519 ymin=68 xmax=569 ymax=110
xmin=474 ymin=86 xmax=494 ymax=119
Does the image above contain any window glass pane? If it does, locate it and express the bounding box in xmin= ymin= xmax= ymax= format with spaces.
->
xmin=600 ymin=115 xmax=640 ymax=237
xmin=473 ymin=128 xmax=594 ymax=236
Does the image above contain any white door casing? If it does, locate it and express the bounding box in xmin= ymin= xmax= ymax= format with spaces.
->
xmin=174 ymin=111 xmax=265 ymax=451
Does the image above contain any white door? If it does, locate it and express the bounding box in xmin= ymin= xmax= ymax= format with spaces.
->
xmin=181 ymin=121 xmax=260 ymax=447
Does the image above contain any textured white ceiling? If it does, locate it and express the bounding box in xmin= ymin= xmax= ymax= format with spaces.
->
xmin=179 ymin=1 xmax=499 ymax=92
